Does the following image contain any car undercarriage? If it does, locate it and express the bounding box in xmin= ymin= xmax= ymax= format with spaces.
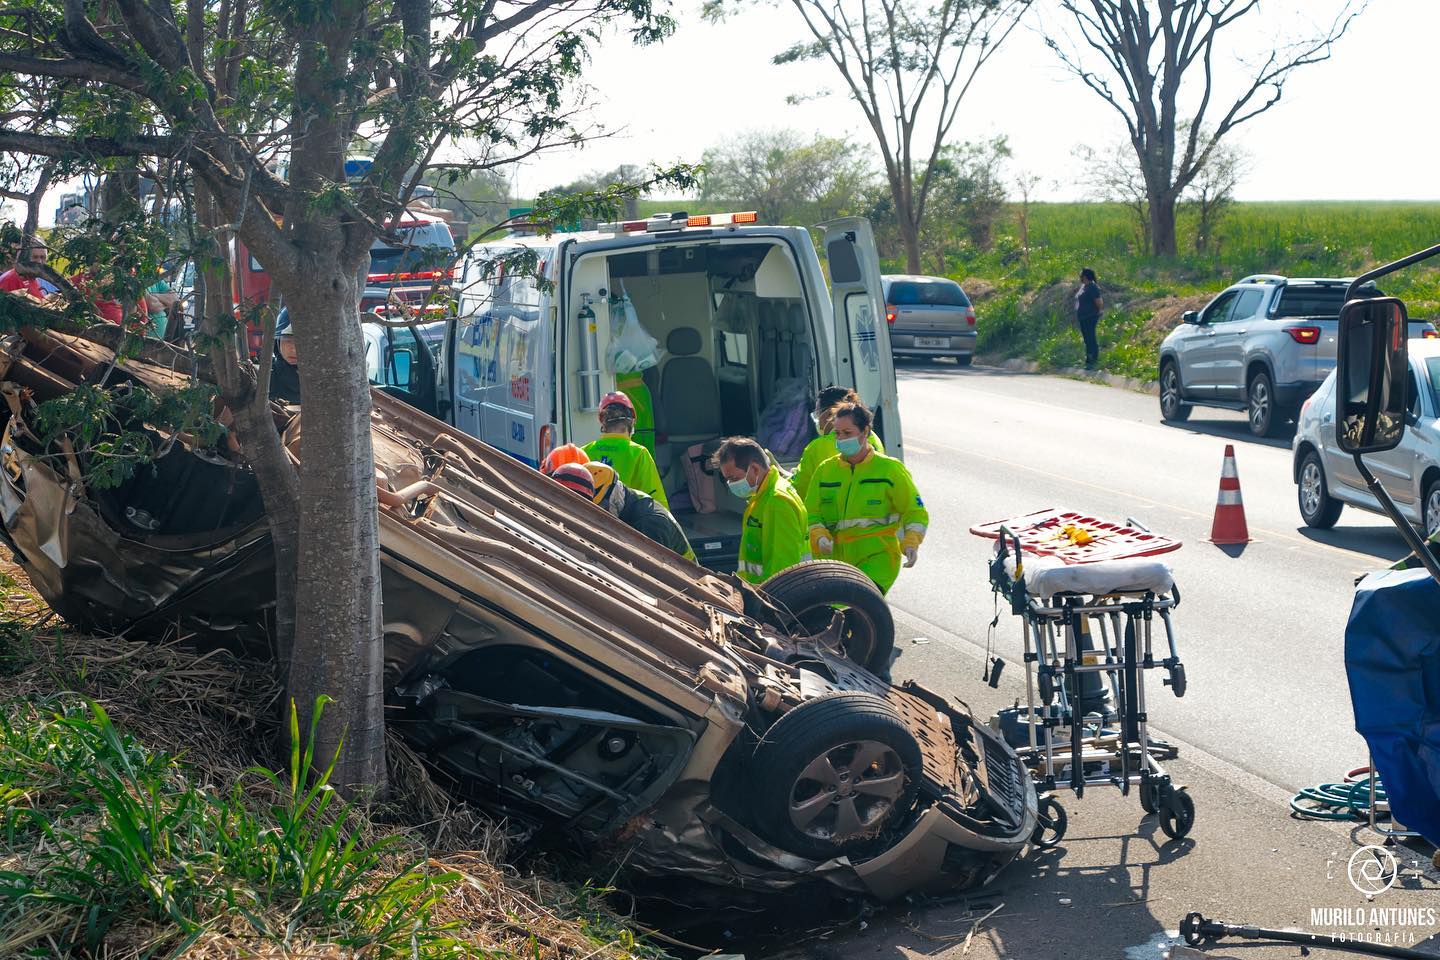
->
xmin=0 ymin=325 xmax=1036 ymax=900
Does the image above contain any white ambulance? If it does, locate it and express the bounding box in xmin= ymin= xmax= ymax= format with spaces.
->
xmin=377 ymin=211 xmax=904 ymax=571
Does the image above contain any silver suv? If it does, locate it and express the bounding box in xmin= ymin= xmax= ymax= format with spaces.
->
xmin=1158 ymin=276 xmax=1436 ymax=437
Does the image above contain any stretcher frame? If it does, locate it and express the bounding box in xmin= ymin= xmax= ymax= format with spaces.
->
xmin=986 ymin=518 xmax=1195 ymax=841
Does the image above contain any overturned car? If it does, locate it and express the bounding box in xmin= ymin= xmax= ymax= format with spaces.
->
xmin=0 ymin=327 xmax=1037 ymax=900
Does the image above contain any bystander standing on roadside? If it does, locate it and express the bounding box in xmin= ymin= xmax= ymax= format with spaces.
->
xmin=143 ymin=276 xmax=177 ymax=339
xmin=0 ymin=243 xmax=46 ymax=298
xmin=1075 ymin=267 xmax=1103 ymax=371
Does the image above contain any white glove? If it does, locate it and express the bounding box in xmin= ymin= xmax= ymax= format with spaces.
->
xmin=903 ymin=546 xmax=918 ymax=568
xmin=817 ymin=535 xmax=834 ymax=556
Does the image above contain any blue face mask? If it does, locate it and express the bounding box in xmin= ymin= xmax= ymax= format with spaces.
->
xmin=836 ymin=435 xmax=864 ymax=457
xmin=727 ymin=475 xmax=755 ymax=498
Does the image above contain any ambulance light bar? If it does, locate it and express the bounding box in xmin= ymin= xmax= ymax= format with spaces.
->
xmin=598 ymin=211 xmax=760 ymax=233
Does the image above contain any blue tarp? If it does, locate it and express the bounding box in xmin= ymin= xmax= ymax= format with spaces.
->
xmin=1345 ymin=568 xmax=1440 ymax=845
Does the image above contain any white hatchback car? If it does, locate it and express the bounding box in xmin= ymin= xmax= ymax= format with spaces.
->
xmin=1292 ymin=338 xmax=1440 ymax=535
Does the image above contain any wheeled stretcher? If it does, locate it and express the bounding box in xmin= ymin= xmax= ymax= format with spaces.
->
xmin=971 ymin=510 xmax=1194 ymax=845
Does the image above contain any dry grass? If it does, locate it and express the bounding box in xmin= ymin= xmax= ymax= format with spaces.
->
xmin=0 ymin=553 xmax=671 ymax=960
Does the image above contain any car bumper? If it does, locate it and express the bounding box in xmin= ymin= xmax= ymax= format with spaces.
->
xmin=1275 ymin=380 xmax=1324 ymax=408
xmin=891 ymin=330 xmax=976 ymax=356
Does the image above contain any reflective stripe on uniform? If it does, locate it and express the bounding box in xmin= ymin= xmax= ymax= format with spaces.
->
xmin=836 ymin=514 xmax=900 ymax=530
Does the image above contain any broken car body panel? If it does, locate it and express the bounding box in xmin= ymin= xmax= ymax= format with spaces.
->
xmin=0 ymin=328 xmax=1036 ymax=900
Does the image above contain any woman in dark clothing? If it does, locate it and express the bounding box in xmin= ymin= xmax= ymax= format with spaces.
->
xmin=1074 ymin=267 xmax=1103 ymax=370
xmin=270 ymin=308 xmax=302 ymax=403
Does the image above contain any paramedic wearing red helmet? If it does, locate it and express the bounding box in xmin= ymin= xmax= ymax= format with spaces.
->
xmin=583 ymin=392 xmax=669 ymax=508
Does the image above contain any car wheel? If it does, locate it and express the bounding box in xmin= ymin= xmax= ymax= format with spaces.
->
xmin=760 ymin=561 xmax=895 ymax=675
xmin=956 ymin=355 xmax=973 ymax=367
xmin=1298 ymin=451 xmax=1343 ymax=529
xmin=1247 ymin=370 xmax=1280 ymax=437
xmin=1159 ymin=362 xmax=1190 ymax=423
xmin=1426 ymin=478 xmax=1440 ymax=539
xmin=749 ymin=692 xmax=921 ymax=861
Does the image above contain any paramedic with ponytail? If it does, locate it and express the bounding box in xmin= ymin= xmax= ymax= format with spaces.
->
xmin=583 ymin=391 xmax=670 ymax=508
xmin=803 ymin=401 xmax=927 ymax=594
xmin=790 ymin=385 xmax=885 ymax=501
xmin=714 ymin=436 xmax=810 ymax=584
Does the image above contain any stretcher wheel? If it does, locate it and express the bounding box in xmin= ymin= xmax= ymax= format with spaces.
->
xmin=1031 ymin=795 xmax=1068 ymax=849
xmin=1159 ymin=788 xmax=1195 ymax=840
xmin=1140 ymin=780 xmax=1160 ymax=815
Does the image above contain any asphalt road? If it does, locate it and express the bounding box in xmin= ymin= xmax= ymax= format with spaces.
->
xmin=769 ymin=358 xmax=1440 ymax=960
xmin=884 ymin=360 xmax=1412 ymax=795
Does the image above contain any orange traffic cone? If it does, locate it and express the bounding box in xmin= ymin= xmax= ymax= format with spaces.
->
xmin=1208 ymin=444 xmax=1251 ymax=544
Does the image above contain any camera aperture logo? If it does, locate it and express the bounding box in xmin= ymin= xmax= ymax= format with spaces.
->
xmin=1349 ymin=845 xmax=1398 ymax=896
xmin=1309 ymin=847 xmax=1438 ymax=947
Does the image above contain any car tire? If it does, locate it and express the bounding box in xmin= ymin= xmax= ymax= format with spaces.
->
xmin=761 ymin=561 xmax=895 ymax=675
xmin=1159 ymin=362 xmax=1190 ymax=423
xmin=956 ymin=355 xmax=973 ymax=367
xmin=749 ymin=692 xmax=922 ymax=861
xmin=1247 ymin=369 xmax=1281 ymax=437
xmin=1425 ymin=477 xmax=1440 ymax=540
xmin=1298 ymin=451 xmax=1343 ymax=529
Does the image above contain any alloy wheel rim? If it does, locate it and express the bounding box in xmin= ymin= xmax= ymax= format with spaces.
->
xmin=1300 ymin=462 xmax=1323 ymax=517
xmin=1162 ymin=370 xmax=1179 ymax=414
xmin=1250 ymin=381 xmax=1269 ymax=428
xmin=1427 ymin=489 xmax=1440 ymax=538
xmin=788 ymin=739 xmax=905 ymax=842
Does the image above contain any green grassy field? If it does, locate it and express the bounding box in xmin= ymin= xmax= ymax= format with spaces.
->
xmin=927 ymin=201 xmax=1440 ymax=381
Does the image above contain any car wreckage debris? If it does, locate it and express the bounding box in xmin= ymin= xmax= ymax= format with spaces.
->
xmin=0 ymin=327 xmax=1038 ymax=900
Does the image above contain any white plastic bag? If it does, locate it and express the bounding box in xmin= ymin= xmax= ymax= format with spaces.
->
xmin=607 ymin=287 xmax=661 ymax=373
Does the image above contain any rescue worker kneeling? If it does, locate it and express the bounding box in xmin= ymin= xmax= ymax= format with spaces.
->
xmin=714 ymin=436 xmax=810 ymax=584
xmin=584 ymin=462 xmax=697 ymax=562
xmin=803 ymin=401 xmax=928 ymax=593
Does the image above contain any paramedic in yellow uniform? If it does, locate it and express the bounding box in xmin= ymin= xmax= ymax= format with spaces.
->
xmin=714 ymin=436 xmax=810 ymax=583
xmin=583 ymin=391 xmax=669 ymax=508
xmin=791 ymin=385 xmax=884 ymax=501
xmin=804 ymin=401 xmax=927 ymax=594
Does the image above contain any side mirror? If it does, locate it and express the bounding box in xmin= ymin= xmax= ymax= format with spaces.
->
xmin=388 ymin=347 xmax=414 ymax=388
xmin=1182 ymin=310 xmax=1199 ymax=325
xmin=1335 ymin=297 xmax=1410 ymax=455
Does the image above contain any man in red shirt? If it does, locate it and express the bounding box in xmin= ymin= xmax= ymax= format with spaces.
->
xmin=0 ymin=244 xmax=46 ymax=298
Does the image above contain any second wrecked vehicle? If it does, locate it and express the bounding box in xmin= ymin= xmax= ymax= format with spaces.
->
xmin=0 ymin=328 xmax=1035 ymax=900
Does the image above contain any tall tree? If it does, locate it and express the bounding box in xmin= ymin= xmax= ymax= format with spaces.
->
xmin=1183 ymin=133 xmax=1247 ymax=254
xmin=707 ymin=0 xmax=1030 ymax=273
xmin=920 ymin=135 xmax=1010 ymax=267
xmin=699 ymin=129 xmax=873 ymax=226
xmin=1048 ymin=0 xmax=1364 ymax=256
xmin=0 ymin=0 xmax=674 ymax=795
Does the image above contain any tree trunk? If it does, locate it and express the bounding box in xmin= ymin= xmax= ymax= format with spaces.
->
xmin=278 ymin=265 xmax=387 ymax=797
xmin=194 ymin=181 xmax=302 ymax=663
xmin=898 ymin=209 xmax=923 ymax=274
xmin=1148 ymin=192 xmax=1178 ymax=257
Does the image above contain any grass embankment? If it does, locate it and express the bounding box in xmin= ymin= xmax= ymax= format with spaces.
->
xmin=909 ymin=201 xmax=1440 ymax=382
xmin=0 ymin=561 xmax=668 ymax=960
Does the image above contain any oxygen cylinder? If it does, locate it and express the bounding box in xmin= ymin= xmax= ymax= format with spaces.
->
xmin=577 ymin=294 xmax=601 ymax=411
